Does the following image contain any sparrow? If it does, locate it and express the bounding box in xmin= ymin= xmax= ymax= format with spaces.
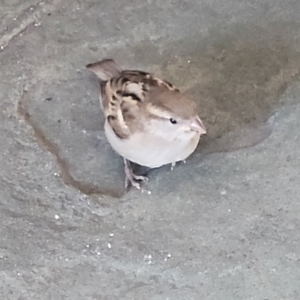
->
xmin=86 ymin=59 xmax=206 ymax=190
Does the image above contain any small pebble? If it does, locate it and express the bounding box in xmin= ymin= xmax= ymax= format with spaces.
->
xmin=54 ymin=215 xmax=60 ymax=220
xmin=109 ymin=233 xmax=114 ymax=237
xmin=107 ymin=243 xmax=112 ymax=249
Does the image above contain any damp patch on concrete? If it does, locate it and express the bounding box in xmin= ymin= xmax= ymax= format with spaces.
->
xmin=154 ymin=23 xmax=300 ymax=153
xmin=18 ymin=23 xmax=300 ymax=197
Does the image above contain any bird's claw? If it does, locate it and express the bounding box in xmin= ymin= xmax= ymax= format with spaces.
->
xmin=171 ymin=162 xmax=176 ymax=171
xmin=124 ymin=158 xmax=148 ymax=190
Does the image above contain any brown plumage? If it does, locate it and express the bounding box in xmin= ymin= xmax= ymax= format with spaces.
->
xmin=86 ymin=59 xmax=206 ymax=190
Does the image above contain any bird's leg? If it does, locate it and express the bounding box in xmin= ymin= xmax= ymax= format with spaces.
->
xmin=171 ymin=162 xmax=176 ymax=171
xmin=123 ymin=158 xmax=148 ymax=190
xmin=171 ymin=160 xmax=187 ymax=170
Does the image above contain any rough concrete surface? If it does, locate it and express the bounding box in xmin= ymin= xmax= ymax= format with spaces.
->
xmin=1 ymin=0 xmax=300 ymax=299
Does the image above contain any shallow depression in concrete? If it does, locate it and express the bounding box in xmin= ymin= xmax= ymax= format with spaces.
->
xmin=19 ymin=23 xmax=300 ymax=196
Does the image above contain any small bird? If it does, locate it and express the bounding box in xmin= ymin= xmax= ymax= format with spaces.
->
xmin=86 ymin=59 xmax=206 ymax=190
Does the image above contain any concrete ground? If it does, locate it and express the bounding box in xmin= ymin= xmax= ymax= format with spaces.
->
xmin=1 ymin=0 xmax=300 ymax=299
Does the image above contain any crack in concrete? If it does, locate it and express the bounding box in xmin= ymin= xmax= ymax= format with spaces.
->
xmin=0 ymin=0 xmax=61 ymax=50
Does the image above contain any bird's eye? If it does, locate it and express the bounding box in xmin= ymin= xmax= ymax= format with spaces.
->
xmin=169 ymin=118 xmax=177 ymax=124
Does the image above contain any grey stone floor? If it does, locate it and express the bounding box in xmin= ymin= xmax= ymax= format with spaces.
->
xmin=1 ymin=0 xmax=300 ymax=299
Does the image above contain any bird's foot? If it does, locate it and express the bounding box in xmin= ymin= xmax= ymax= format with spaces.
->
xmin=124 ymin=159 xmax=148 ymax=190
xmin=171 ymin=162 xmax=176 ymax=171
xmin=171 ymin=160 xmax=187 ymax=170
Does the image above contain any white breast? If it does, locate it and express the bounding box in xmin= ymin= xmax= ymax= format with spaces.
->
xmin=104 ymin=120 xmax=200 ymax=168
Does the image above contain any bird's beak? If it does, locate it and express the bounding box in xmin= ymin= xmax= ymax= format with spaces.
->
xmin=190 ymin=116 xmax=206 ymax=135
